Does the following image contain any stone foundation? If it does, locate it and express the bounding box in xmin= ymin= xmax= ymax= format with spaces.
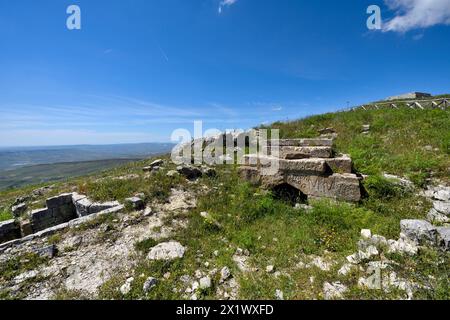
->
xmin=1 ymin=193 xmax=123 ymax=245
xmin=239 ymin=138 xmax=362 ymax=202
xmin=0 ymin=220 xmax=21 ymax=243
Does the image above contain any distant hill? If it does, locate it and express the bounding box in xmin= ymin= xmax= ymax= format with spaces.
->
xmin=0 ymin=159 xmax=141 ymax=190
xmin=0 ymin=143 xmax=174 ymax=171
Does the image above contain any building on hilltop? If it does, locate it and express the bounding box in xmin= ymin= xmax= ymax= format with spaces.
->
xmin=386 ymin=92 xmax=431 ymax=101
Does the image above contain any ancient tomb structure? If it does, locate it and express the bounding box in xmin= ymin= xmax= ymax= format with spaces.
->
xmin=0 ymin=193 xmax=121 ymax=245
xmin=239 ymin=138 xmax=362 ymax=202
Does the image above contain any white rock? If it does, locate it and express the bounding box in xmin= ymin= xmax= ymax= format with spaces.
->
xmin=400 ymin=220 xmax=437 ymax=245
xmin=199 ymin=276 xmax=212 ymax=290
xmin=387 ymin=238 xmax=418 ymax=255
xmin=308 ymin=256 xmax=333 ymax=271
xmin=266 ymin=265 xmax=275 ymax=273
xmin=361 ymin=229 xmax=372 ymax=239
xmin=433 ymin=201 xmax=450 ymax=215
xmin=275 ymin=289 xmax=284 ymax=300
xmin=338 ymin=263 xmax=355 ymax=276
xmin=427 ymin=208 xmax=449 ymax=223
xmin=323 ymin=282 xmax=348 ymax=300
xmin=147 ymin=241 xmax=185 ymax=261
xmin=120 ymin=277 xmax=134 ymax=295
xmin=434 ymin=189 xmax=450 ymax=202
xmin=220 ymin=267 xmax=231 ymax=283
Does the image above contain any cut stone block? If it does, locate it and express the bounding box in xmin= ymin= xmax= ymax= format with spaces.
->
xmin=279 ymin=159 xmax=328 ymax=175
xmin=125 ymin=197 xmax=145 ymax=210
xmin=46 ymin=193 xmax=73 ymax=209
xmin=20 ymin=220 xmax=33 ymax=237
xmin=274 ymin=138 xmax=333 ymax=147
xmin=12 ymin=203 xmax=27 ymax=217
xmin=278 ymin=146 xmax=333 ymax=159
xmin=0 ymin=219 xmax=21 ymax=244
xmin=325 ymin=155 xmax=353 ymax=173
xmin=89 ymin=201 xmax=121 ymax=214
xmin=287 ymin=173 xmax=362 ymax=202
xmin=72 ymin=194 xmax=92 ymax=217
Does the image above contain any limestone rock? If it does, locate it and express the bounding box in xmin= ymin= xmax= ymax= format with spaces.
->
xmin=143 ymin=277 xmax=158 ymax=293
xmin=427 ymin=208 xmax=449 ymax=224
xmin=150 ymin=159 xmax=164 ymax=168
xmin=72 ymin=194 xmax=92 ymax=217
xmin=34 ymin=244 xmax=57 ymax=259
xmin=434 ymin=189 xmax=450 ymax=202
xmin=0 ymin=219 xmax=21 ymax=244
xmin=433 ymin=201 xmax=450 ymax=215
xmin=387 ymin=238 xmax=418 ymax=255
xmin=199 ymin=276 xmax=212 ymax=290
xmin=400 ymin=220 xmax=437 ymax=245
xmin=177 ymin=166 xmax=203 ymax=180
xmin=89 ymin=201 xmax=121 ymax=214
xmin=125 ymin=197 xmax=145 ymax=210
xmin=275 ymin=289 xmax=284 ymax=300
xmin=266 ymin=265 xmax=275 ymax=273
xmin=120 ymin=277 xmax=134 ymax=295
xmin=436 ymin=227 xmax=450 ymax=251
xmin=279 ymin=146 xmax=333 ymax=160
xmin=220 ymin=267 xmax=231 ymax=283
xmin=147 ymin=241 xmax=186 ymax=261
xmin=323 ymin=282 xmax=348 ymax=300
xmin=166 ymin=170 xmax=179 ymax=177
xmin=12 ymin=203 xmax=27 ymax=217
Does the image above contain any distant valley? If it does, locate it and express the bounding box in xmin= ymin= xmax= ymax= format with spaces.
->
xmin=0 ymin=143 xmax=174 ymax=190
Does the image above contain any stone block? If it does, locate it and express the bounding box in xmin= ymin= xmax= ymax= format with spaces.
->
xmin=0 ymin=219 xmax=21 ymax=244
xmin=125 ymin=197 xmax=145 ymax=210
xmin=89 ymin=201 xmax=121 ymax=214
xmin=279 ymin=159 xmax=328 ymax=175
xmin=46 ymin=193 xmax=73 ymax=209
xmin=325 ymin=155 xmax=353 ymax=173
xmin=279 ymin=146 xmax=333 ymax=159
xmin=73 ymin=195 xmax=92 ymax=217
xmin=287 ymin=173 xmax=362 ymax=202
xmin=20 ymin=220 xmax=33 ymax=237
xmin=274 ymin=138 xmax=333 ymax=147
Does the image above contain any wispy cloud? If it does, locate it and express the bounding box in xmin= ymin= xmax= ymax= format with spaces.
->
xmin=218 ymin=0 xmax=238 ymax=14
xmin=383 ymin=0 xmax=450 ymax=32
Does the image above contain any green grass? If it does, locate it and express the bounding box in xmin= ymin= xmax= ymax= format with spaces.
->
xmin=0 ymin=210 xmax=13 ymax=222
xmin=265 ymin=107 xmax=450 ymax=186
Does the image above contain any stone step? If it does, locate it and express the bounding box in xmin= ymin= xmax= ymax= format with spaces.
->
xmin=242 ymin=155 xmax=327 ymax=175
xmin=267 ymin=138 xmax=333 ymax=147
xmin=275 ymin=146 xmax=333 ymax=159
xmin=325 ymin=155 xmax=353 ymax=173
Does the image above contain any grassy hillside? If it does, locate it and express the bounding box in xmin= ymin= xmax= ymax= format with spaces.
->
xmin=265 ymin=107 xmax=449 ymax=186
xmin=0 ymin=104 xmax=449 ymax=300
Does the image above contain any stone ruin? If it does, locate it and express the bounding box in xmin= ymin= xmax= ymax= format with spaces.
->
xmin=0 ymin=193 xmax=121 ymax=245
xmin=239 ymin=138 xmax=362 ymax=203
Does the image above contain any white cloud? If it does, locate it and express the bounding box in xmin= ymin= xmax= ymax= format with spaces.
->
xmin=383 ymin=0 xmax=450 ymax=32
xmin=218 ymin=0 xmax=238 ymax=14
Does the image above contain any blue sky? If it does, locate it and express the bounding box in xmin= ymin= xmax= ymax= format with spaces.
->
xmin=1 ymin=0 xmax=450 ymax=146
